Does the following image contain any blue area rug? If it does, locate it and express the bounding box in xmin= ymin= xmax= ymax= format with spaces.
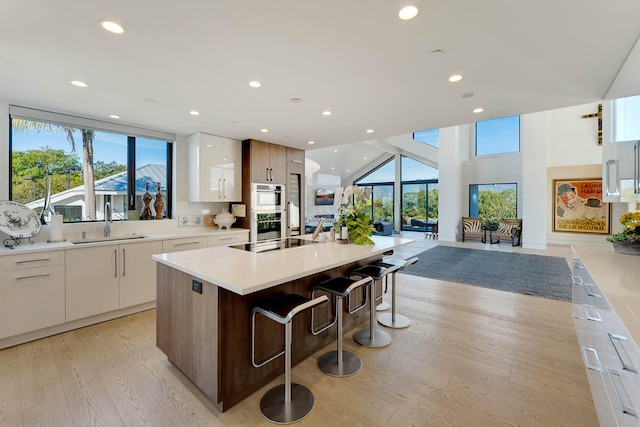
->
xmin=401 ymin=246 xmax=572 ymax=302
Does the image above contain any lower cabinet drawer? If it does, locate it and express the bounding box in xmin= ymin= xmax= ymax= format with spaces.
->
xmin=208 ymin=231 xmax=249 ymax=247
xmin=0 ymin=264 xmax=66 ymax=339
xmin=162 ymin=237 xmax=208 ymax=253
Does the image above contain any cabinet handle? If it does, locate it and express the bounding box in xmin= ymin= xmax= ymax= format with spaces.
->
xmin=223 ymin=178 xmax=227 ymax=199
xmin=16 ymin=273 xmax=50 ymax=280
xmin=16 ymin=258 xmax=50 ymax=264
xmin=219 ymin=237 xmax=235 ymax=241
xmin=608 ymin=333 xmax=638 ymax=373
xmin=608 ymin=368 xmax=640 ymax=416
xmin=122 ymin=248 xmax=126 ymax=277
xmin=266 ymin=168 xmax=269 ymax=181
xmin=114 ymin=249 xmax=118 ymax=277
xmin=581 ymin=346 xmax=602 ymax=371
xmin=634 ymin=142 xmax=639 ymax=194
xmin=606 ymin=159 xmax=620 ymax=196
xmin=174 ymin=241 xmax=200 ymax=246
xmin=270 ymin=168 xmax=274 ymax=181
xmin=218 ymin=178 xmax=222 ymax=199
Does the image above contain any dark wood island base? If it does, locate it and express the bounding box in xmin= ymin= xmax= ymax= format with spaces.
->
xmin=156 ymin=255 xmax=381 ymax=411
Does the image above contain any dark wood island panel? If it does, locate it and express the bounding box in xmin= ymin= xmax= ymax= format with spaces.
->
xmin=156 ymin=254 xmax=381 ymax=411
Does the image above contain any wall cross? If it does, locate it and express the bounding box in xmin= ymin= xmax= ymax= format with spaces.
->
xmin=581 ymin=103 xmax=602 ymax=145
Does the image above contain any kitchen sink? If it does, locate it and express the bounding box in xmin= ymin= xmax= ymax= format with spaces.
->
xmin=70 ymin=235 xmax=147 ymax=244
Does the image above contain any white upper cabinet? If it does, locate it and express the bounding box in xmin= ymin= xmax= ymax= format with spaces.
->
xmin=188 ymin=133 xmax=242 ymax=202
xmin=603 ymin=94 xmax=640 ymax=144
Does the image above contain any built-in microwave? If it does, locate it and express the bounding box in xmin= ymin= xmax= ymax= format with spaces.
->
xmin=251 ymin=183 xmax=285 ymax=211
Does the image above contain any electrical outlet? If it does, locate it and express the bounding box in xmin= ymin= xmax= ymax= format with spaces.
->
xmin=192 ymin=279 xmax=202 ymax=294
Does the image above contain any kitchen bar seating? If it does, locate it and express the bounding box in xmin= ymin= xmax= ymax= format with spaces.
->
xmin=375 ymin=257 xmax=419 ymax=328
xmin=310 ymin=276 xmax=373 ymax=377
xmin=251 ymin=293 xmax=329 ymax=424
xmin=350 ymin=264 xmax=401 ymax=347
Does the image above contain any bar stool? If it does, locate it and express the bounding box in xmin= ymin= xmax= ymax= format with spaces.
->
xmin=251 ymin=293 xmax=329 ymax=424
xmin=375 ymin=250 xmax=395 ymax=311
xmin=310 ymin=276 xmax=372 ymax=377
xmin=375 ymin=257 xmax=419 ymax=328
xmin=350 ymin=264 xmax=401 ymax=348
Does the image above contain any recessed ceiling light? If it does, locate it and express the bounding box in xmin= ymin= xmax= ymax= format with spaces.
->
xmin=331 ymin=167 xmax=335 ymax=170
xmin=462 ymin=92 xmax=474 ymax=98
xmin=248 ymin=81 xmax=261 ymax=88
xmin=308 ymin=141 xmax=315 ymax=145
xmin=322 ymin=111 xmax=332 ymax=116
xmin=70 ymin=80 xmax=88 ymax=88
xmin=364 ymin=157 xmax=368 ymax=160
xmin=100 ymin=20 xmax=125 ymax=34
xmin=473 ymin=108 xmax=484 ymax=113
xmin=109 ymin=114 xmax=120 ymax=119
xmin=189 ymin=110 xmax=200 ymax=116
xmin=260 ymin=128 xmax=269 ymax=133
xmin=398 ymin=5 xmax=419 ymax=20
xmin=334 ymin=149 xmax=338 ymax=153
xmin=142 ymin=97 xmax=157 ymax=103
xmin=448 ymin=74 xmax=463 ymax=82
xmin=431 ymin=49 xmax=444 ymax=56
xmin=290 ymin=97 xmax=302 ymax=103
xmin=366 ymin=129 xmax=374 ymax=133
xmin=346 ymin=169 xmax=349 ymax=173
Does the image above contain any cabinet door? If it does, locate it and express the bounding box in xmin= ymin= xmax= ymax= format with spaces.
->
xmin=250 ymin=140 xmax=272 ymax=183
xmin=189 ymin=133 xmax=224 ymax=202
xmin=120 ymin=240 xmax=163 ymax=308
xmin=66 ymin=245 xmax=120 ymax=322
xmin=0 ymin=264 xmax=65 ymax=339
xmin=221 ymin=137 xmax=242 ymax=201
xmin=269 ymin=143 xmax=288 ymax=185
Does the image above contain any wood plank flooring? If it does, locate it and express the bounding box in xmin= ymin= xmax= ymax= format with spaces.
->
xmin=0 ymin=234 xmax=598 ymax=426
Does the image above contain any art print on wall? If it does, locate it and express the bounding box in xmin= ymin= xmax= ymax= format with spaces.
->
xmin=553 ymin=178 xmax=610 ymax=234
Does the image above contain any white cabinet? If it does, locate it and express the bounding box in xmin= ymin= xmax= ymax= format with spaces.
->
xmin=162 ymin=236 xmax=208 ymax=253
xmin=188 ymin=133 xmax=242 ymax=202
xmin=207 ymin=230 xmax=249 ymax=247
xmin=0 ymin=251 xmax=65 ymax=339
xmin=66 ymin=240 xmax=163 ymax=321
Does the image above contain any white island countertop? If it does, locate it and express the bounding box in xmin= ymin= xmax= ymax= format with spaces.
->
xmin=153 ymin=235 xmax=415 ymax=295
xmin=573 ymin=244 xmax=640 ymax=346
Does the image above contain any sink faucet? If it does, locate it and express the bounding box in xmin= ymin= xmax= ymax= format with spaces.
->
xmin=104 ymin=202 xmax=112 ymax=237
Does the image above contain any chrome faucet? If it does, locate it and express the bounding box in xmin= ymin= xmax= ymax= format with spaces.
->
xmin=104 ymin=201 xmax=112 ymax=237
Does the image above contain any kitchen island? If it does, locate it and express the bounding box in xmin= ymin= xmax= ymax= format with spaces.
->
xmin=152 ymin=235 xmax=414 ymax=411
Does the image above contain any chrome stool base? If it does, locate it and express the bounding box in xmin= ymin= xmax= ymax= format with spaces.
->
xmin=353 ymin=328 xmax=392 ymax=348
xmin=317 ymin=350 xmax=362 ymax=377
xmin=377 ymin=312 xmax=411 ymax=329
xmin=260 ymin=383 xmax=314 ymax=424
xmin=376 ymin=301 xmax=390 ymax=311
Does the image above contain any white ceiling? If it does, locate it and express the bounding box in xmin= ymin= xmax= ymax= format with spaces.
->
xmin=2 ymin=1 xmax=640 ymax=162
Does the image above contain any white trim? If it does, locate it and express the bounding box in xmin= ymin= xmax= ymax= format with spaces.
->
xmin=10 ymin=105 xmax=176 ymax=142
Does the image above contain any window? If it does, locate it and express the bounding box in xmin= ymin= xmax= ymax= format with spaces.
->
xmin=400 ymin=156 xmax=438 ymax=231
xmin=10 ymin=107 xmax=173 ymax=222
xmin=475 ymin=115 xmax=520 ymax=156
xmin=355 ymin=158 xmax=394 ymax=184
xmin=413 ymin=129 xmax=439 ymax=148
xmin=469 ymin=183 xmax=517 ymax=220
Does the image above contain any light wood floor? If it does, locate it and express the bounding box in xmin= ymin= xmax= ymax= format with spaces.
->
xmin=0 ymin=234 xmax=598 ymax=426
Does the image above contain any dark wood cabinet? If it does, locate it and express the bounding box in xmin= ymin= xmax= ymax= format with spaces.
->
xmin=244 ymin=139 xmax=287 ymax=184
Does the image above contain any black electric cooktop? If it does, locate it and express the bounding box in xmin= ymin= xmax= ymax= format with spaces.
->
xmin=233 ymin=237 xmax=317 ymax=253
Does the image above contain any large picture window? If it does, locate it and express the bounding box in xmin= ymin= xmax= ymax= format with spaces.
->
xmin=10 ymin=107 xmax=173 ymax=222
xmin=476 ymin=115 xmax=520 ymax=156
xmin=469 ymin=183 xmax=517 ymax=221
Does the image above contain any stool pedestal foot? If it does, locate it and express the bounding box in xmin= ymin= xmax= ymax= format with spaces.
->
xmin=318 ymin=350 xmax=362 ymax=377
xmin=260 ymin=383 xmax=314 ymax=424
xmin=377 ymin=312 xmax=411 ymax=329
xmin=376 ymin=301 xmax=390 ymax=311
xmin=353 ymin=328 xmax=391 ymax=348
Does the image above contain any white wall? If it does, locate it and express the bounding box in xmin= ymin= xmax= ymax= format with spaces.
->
xmin=0 ymin=101 xmax=9 ymax=201
xmin=437 ymin=126 xmax=465 ymax=241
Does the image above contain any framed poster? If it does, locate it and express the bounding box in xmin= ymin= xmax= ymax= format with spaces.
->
xmin=315 ymin=188 xmax=335 ymax=205
xmin=553 ymin=178 xmax=610 ymax=234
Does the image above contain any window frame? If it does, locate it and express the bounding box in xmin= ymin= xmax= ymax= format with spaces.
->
xmin=8 ymin=106 xmax=174 ymax=222
xmin=475 ymin=115 xmax=521 ymax=157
